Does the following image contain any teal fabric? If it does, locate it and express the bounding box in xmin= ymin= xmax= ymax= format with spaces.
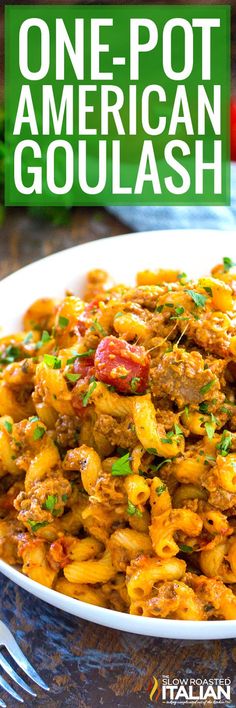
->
xmin=108 ymin=165 xmax=236 ymax=232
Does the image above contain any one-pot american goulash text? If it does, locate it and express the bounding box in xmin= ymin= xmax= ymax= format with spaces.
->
xmin=2 ymin=259 xmax=236 ymax=621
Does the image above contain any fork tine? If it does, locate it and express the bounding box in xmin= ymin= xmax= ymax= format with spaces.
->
xmin=0 ymin=698 xmax=7 ymax=707
xmin=0 ymin=622 xmax=49 ymax=691
xmin=0 ymin=652 xmax=37 ymax=697
xmin=0 ymin=675 xmax=24 ymax=703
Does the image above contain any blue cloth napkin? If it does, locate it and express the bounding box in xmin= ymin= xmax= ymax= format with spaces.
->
xmin=108 ymin=164 xmax=236 ymax=231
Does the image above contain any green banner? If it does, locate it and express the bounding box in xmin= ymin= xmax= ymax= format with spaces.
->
xmin=5 ymin=5 xmax=230 ymax=206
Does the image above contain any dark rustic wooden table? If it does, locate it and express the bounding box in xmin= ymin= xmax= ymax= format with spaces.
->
xmin=0 ymin=207 xmax=236 ymax=708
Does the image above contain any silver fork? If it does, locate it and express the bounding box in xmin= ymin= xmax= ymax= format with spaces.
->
xmin=0 ymin=620 xmax=49 ymax=704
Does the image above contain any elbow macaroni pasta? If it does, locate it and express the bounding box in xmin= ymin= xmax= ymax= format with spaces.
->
xmin=1 ymin=261 xmax=236 ymax=621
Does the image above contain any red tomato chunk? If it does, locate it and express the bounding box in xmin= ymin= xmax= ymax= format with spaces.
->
xmin=94 ymin=336 xmax=150 ymax=394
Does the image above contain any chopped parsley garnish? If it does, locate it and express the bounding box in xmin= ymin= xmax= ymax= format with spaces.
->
xmin=199 ymin=401 xmax=209 ymax=414
xmin=43 ymin=494 xmax=57 ymax=513
xmin=0 ymin=345 xmax=20 ymax=364
xmin=90 ymin=319 xmax=106 ymax=336
xmin=4 ymin=420 xmax=12 ymax=434
xmin=112 ymin=453 xmax=132 ymax=476
xmin=82 ymin=378 xmax=97 ymax=407
xmin=28 ymin=520 xmax=49 ymax=533
xmin=127 ymin=500 xmax=143 ymax=518
xmin=179 ymin=544 xmax=193 ymax=554
xmin=216 ymin=430 xmax=232 ymax=457
xmin=223 ymin=257 xmax=235 ymax=273
xmin=65 ymin=372 xmax=81 ymax=383
xmin=114 ymin=312 xmax=124 ymax=319
xmin=184 ymin=406 xmax=189 ymax=417
xmin=33 ymin=425 xmax=45 ymax=441
xmin=44 ymin=354 xmax=61 ymax=369
xmin=203 ymin=286 xmax=213 ymax=297
xmin=204 ymin=416 xmax=216 ymax=440
xmin=30 ymin=416 xmax=39 ymax=423
xmin=155 ymin=305 xmax=163 ymax=313
xmin=177 ymin=272 xmax=187 ymax=281
xmin=205 ymin=455 xmax=216 ymax=464
xmin=174 ymin=423 xmax=183 ymax=436
xmin=170 ymin=306 xmax=186 ymax=321
xmin=23 ymin=332 xmax=33 ymax=345
xmin=62 ymin=494 xmax=68 ymax=503
xmin=161 ymin=426 xmax=182 ymax=444
xmin=185 ymin=290 xmax=207 ymax=308
xmin=160 ymin=431 xmax=175 ymax=444
xmin=146 ymin=447 xmax=158 ymax=455
xmin=35 ymin=330 xmax=51 ymax=349
xmin=199 ymin=380 xmax=215 ymax=396
xmin=41 ymin=330 xmax=51 ymax=343
xmin=66 ymin=349 xmax=95 ymax=365
xmin=130 ymin=377 xmax=140 ymax=392
xmin=58 ymin=316 xmax=69 ymax=328
xmin=175 ymin=306 xmax=185 ymax=316
xmin=153 ymin=459 xmax=171 ymax=472
xmin=156 ymin=483 xmax=167 ymax=496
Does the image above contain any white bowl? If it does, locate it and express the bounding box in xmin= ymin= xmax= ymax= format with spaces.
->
xmin=1 ymin=229 xmax=236 ymax=640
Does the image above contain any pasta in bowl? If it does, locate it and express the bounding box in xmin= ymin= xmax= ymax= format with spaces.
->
xmin=1 ymin=229 xmax=236 ymax=638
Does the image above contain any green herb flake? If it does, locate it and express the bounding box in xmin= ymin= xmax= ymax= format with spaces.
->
xmin=177 ymin=272 xmax=187 ymax=281
xmin=199 ymin=401 xmax=209 ymax=414
xmin=156 ymin=483 xmax=167 ymax=496
xmin=90 ymin=319 xmax=106 ymax=336
xmin=28 ymin=520 xmax=49 ymax=533
xmin=0 ymin=345 xmax=20 ymax=364
xmin=33 ymin=425 xmax=46 ymax=441
xmin=127 ymin=500 xmax=143 ymax=518
xmin=203 ymin=286 xmax=213 ymax=297
xmin=216 ymin=430 xmax=232 ymax=457
xmin=175 ymin=306 xmax=185 ymax=316
xmin=66 ymin=349 xmax=95 ymax=365
xmin=112 ymin=453 xmax=132 ymax=476
xmin=43 ymin=494 xmax=57 ymax=513
xmin=82 ymin=379 xmax=97 ymax=407
xmin=146 ymin=447 xmax=158 ymax=455
xmin=65 ymin=372 xmax=81 ymax=383
xmin=153 ymin=459 xmax=171 ymax=472
xmin=184 ymin=406 xmax=189 ymax=418
xmin=204 ymin=420 xmax=215 ymax=440
xmin=179 ymin=544 xmax=193 ymax=554
xmin=160 ymin=431 xmax=175 ymax=444
xmin=220 ymin=405 xmax=232 ymax=416
xmin=114 ymin=312 xmax=124 ymax=319
xmin=223 ymin=257 xmax=236 ymax=273
xmin=174 ymin=423 xmax=183 ymax=437
xmin=4 ymin=420 xmax=12 ymax=434
xmin=58 ymin=316 xmax=69 ymax=329
xmin=62 ymin=494 xmax=68 ymax=503
xmin=23 ymin=332 xmax=33 ymax=345
xmin=199 ymin=380 xmax=215 ymax=396
xmin=155 ymin=304 xmax=164 ymax=313
xmin=185 ymin=289 xmax=207 ymax=308
xmin=130 ymin=376 xmax=140 ymax=393
xmin=44 ymin=354 xmax=61 ymax=369
xmin=35 ymin=330 xmax=51 ymax=349
xmin=204 ymin=455 xmax=216 ymax=464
